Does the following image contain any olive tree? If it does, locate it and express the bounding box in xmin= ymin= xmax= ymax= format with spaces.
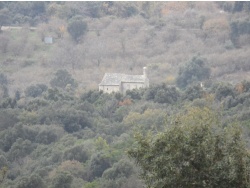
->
xmin=67 ymin=16 xmax=88 ymax=43
xmin=50 ymin=69 xmax=77 ymax=89
xmin=176 ymin=56 xmax=210 ymax=89
xmin=128 ymin=107 xmax=250 ymax=188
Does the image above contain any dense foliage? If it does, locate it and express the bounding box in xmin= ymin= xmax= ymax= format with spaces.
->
xmin=176 ymin=57 xmax=210 ymax=88
xmin=67 ymin=16 xmax=88 ymax=43
xmin=128 ymin=107 xmax=250 ymax=188
xmin=0 ymin=72 xmax=249 ymax=187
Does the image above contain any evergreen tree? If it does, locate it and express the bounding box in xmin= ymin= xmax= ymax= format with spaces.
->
xmin=128 ymin=107 xmax=250 ymax=188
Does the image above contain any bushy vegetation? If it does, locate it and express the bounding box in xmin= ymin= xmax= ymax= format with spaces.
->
xmin=129 ymin=107 xmax=250 ymax=188
xmin=0 ymin=76 xmax=249 ymax=187
xmin=67 ymin=16 xmax=88 ymax=43
xmin=176 ymin=56 xmax=210 ymax=89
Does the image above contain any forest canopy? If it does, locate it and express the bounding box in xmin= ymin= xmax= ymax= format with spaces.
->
xmin=128 ymin=107 xmax=250 ymax=188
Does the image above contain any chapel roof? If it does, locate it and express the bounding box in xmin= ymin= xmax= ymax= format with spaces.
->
xmin=99 ymin=73 xmax=146 ymax=86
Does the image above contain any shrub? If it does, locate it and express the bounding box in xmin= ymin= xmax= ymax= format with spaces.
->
xmin=0 ymin=155 xmax=8 ymax=169
xmin=126 ymin=88 xmax=145 ymax=100
xmin=122 ymin=6 xmax=138 ymax=18
xmin=0 ymin=73 xmax=9 ymax=99
xmin=15 ymin=174 xmax=45 ymax=188
xmin=35 ymin=129 xmax=58 ymax=145
xmin=25 ymin=84 xmax=48 ymax=98
xmin=67 ymin=16 xmax=88 ymax=43
xmin=144 ymin=84 xmax=180 ymax=104
xmin=176 ymin=56 xmax=211 ymax=89
xmin=56 ymin=109 xmax=92 ymax=133
xmin=213 ymin=83 xmax=235 ymax=101
xmin=89 ymin=152 xmax=112 ymax=179
xmin=63 ymin=145 xmax=89 ymax=163
xmin=50 ymin=70 xmax=78 ymax=89
xmin=0 ymin=73 xmax=8 ymax=86
xmin=50 ymin=171 xmax=73 ymax=188
xmin=102 ymin=159 xmax=134 ymax=180
xmin=0 ymin=109 xmax=19 ymax=131
xmin=230 ymin=19 xmax=250 ymax=46
xmin=81 ymin=90 xmax=102 ymax=104
xmin=8 ymin=138 xmax=36 ymax=162
xmin=183 ymin=83 xmax=205 ymax=101
xmin=240 ymin=80 xmax=250 ymax=92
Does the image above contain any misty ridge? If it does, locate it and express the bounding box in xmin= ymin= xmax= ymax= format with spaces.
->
xmin=1 ymin=2 xmax=250 ymax=188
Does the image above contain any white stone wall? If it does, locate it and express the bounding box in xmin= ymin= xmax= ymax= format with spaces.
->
xmin=99 ymin=79 xmax=149 ymax=95
xmin=121 ymin=82 xmax=145 ymax=95
xmin=99 ymin=85 xmax=120 ymax=93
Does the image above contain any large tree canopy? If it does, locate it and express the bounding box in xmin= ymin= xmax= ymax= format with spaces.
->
xmin=176 ymin=56 xmax=211 ymax=89
xmin=128 ymin=107 xmax=250 ymax=188
xmin=67 ymin=16 xmax=88 ymax=43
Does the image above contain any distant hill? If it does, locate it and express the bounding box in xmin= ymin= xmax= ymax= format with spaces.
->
xmin=0 ymin=1 xmax=250 ymax=96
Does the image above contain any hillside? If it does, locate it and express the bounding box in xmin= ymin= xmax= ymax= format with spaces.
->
xmin=0 ymin=2 xmax=250 ymax=96
xmin=1 ymin=2 xmax=250 ymax=188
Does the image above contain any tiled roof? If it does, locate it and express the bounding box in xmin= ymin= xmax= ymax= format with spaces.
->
xmin=99 ymin=73 xmax=146 ymax=86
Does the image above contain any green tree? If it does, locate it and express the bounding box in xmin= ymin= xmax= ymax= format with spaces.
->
xmin=183 ymin=83 xmax=205 ymax=101
xmin=50 ymin=171 xmax=73 ymax=188
xmin=0 ymin=155 xmax=8 ymax=169
xmin=67 ymin=16 xmax=88 ymax=43
xmin=144 ymin=84 xmax=180 ymax=104
xmin=80 ymin=90 xmax=102 ymax=104
xmin=63 ymin=144 xmax=89 ymax=163
xmin=0 ymin=166 xmax=8 ymax=184
xmin=16 ymin=174 xmax=45 ymax=188
xmin=154 ymin=86 xmax=180 ymax=104
xmin=35 ymin=129 xmax=58 ymax=145
xmin=102 ymin=159 xmax=134 ymax=180
xmin=0 ymin=73 xmax=9 ymax=99
xmin=85 ymin=2 xmax=102 ymax=18
xmin=25 ymin=84 xmax=48 ymax=98
xmin=89 ymin=152 xmax=112 ymax=179
xmin=126 ymin=88 xmax=145 ymax=100
xmin=30 ymin=2 xmax=45 ymax=17
xmin=0 ymin=109 xmax=18 ymax=131
xmin=121 ymin=5 xmax=138 ymax=18
xmin=176 ymin=56 xmax=210 ymax=89
xmin=0 ymin=8 xmax=10 ymax=31
xmin=8 ymin=138 xmax=35 ymax=162
xmin=128 ymin=107 xmax=250 ymax=188
xmin=50 ymin=69 xmax=78 ymax=89
xmin=56 ymin=108 xmax=92 ymax=133
xmin=213 ymin=82 xmax=235 ymax=101
xmin=233 ymin=1 xmax=244 ymax=12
